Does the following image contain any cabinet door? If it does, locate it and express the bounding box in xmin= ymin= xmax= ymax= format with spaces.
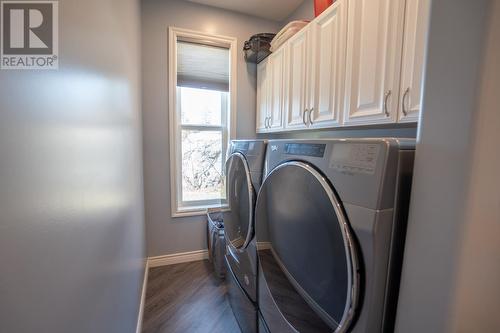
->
xmin=285 ymin=28 xmax=309 ymax=130
xmin=269 ymin=46 xmax=286 ymax=131
xmin=308 ymin=0 xmax=347 ymax=128
xmin=398 ymin=0 xmax=430 ymax=123
xmin=256 ymin=58 xmax=270 ymax=132
xmin=343 ymin=0 xmax=405 ymax=125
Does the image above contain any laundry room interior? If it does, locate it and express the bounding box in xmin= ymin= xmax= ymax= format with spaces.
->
xmin=0 ymin=0 xmax=499 ymax=332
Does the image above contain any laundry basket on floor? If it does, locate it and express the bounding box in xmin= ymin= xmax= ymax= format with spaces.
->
xmin=207 ymin=208 xmax=226 ymax=279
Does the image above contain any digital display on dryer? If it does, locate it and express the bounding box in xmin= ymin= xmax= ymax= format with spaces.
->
xmin=233 ymin=142 xmax=249 ymax=152
xmin=284 ymin=143 xmax=326 ymax=157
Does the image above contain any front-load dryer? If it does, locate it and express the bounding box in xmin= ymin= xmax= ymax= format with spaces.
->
xmin=255 ymin=139 xmax=415 ymax=333
xmin=224 ymin=140 xmax=267 ymax=333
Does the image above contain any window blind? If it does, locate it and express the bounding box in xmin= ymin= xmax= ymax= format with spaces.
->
xmin=177 ymin=41 xmax=230 ymax=92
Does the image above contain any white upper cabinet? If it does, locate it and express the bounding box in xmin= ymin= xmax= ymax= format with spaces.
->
xmin=398 ymin=0 xmax=430 ymax=123
xmin=256 ymin=57 xmax=270 ymax=132
xmin=255 ymin=0 xmax=428 ymax=133
xmin=286 ymin=28 xmax=309 ymax=130
xmin=307 ymin=0 xmax=347 ymax=128
xmin=343 ymin=0 xmax=405 ymax=125
xmin=269 ymin=46 xmax=286 ymax=131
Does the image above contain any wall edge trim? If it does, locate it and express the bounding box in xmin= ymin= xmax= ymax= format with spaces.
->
xmin=136 ymin=260 xmax=149 ymax=333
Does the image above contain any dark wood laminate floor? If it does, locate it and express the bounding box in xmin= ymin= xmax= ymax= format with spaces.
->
xmin=142 ymin=260 xmax=241 ymax=333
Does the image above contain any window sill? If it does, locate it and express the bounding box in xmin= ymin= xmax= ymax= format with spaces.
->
xmin=172 ymin=205 xmax=229 ymax=218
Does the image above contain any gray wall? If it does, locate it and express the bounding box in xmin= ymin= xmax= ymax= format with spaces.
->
xmin=141 ymin=0 xmax=281 ymax=257
xmin=395 ymin=0 xmax=500 ymax=331
xmin=0 ymin=0 xmax=145 ymax=332
xmin=282 ymin=0 xmax=315 ymax=24
xmin=450 ymin=2 xmax=500 ymax=329
xmin=259 ymin=126 xmax=417 ymax=140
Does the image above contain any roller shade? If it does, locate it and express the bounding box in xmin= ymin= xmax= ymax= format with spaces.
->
xmin=177 ymin=41 xmax=230 ymax=92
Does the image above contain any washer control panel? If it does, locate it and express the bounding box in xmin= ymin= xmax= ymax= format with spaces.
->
xmin=329 ymin=143 xmax=381 ymax=175
xmin=284 ymin=143 xmax=326 ymax=157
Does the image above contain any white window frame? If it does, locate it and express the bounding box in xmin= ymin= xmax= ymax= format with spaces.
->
xmin=168 ymin=27 xmax=237 ymax=218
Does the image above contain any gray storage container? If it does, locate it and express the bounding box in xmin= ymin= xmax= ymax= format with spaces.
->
xmin=207 ymin=210 xmax=226 ymax=279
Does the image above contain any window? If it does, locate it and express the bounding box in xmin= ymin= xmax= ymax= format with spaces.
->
xmin=178 ymin=87 xmax=227 ymax=204
xmin=169 ymin=27 xmax=237 ymax=217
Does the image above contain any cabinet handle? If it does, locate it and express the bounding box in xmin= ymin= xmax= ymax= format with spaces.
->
xmin=266 ymin=116 xmax=271 ymax=129
xmin=265 ymin=117 xmax=268 ymax=128
xmin=384 ymin=90 xmax=392 ymax=117
xmin=402 ymin=87 xmax=410 ymax=116
xmin=308 ymin=107 xmax=314 ymax=125
xmin=303 ymin=109 xmax=308 ymax=125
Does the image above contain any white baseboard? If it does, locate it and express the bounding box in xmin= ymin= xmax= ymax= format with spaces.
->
xmin=136 ymin=260 xmax=149 ymax=333
xmin=257 ymin=241 xmax=271 ymax=250
xmin=148 ymin=249 xmax=209 ymax=268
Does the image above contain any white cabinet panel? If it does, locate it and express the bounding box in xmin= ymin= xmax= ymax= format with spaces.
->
xmin=256 ymin=0 xmax=428 ymax=133
xmin=344 ymin=0 xmax=405 ymax=125
xmin=269 ymin=46 xmax=286 ymax=131
xmin=398 ymin=0 xmax=430 ymax=123
xmin=256 ymin=58 xmax=270 ymax=132
xmin=285 ymin=29 xmax=309 ymax=130
xmin=308 ymin=0 xmax=347 ymax=128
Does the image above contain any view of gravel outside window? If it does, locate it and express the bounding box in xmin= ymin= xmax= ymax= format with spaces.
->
xmin=179 ymin=87 xmax=227 ymax=203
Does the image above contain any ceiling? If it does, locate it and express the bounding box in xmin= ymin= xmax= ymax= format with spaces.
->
xmin=185 ymin=0 xmax=304 ymax=22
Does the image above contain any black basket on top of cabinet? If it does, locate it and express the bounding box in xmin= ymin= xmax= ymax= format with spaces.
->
xmin=243 ymin=33 xmax=276 ymax=64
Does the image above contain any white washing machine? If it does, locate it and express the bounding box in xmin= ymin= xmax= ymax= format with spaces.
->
xmin=255 ymin=138 xmax=415 ymax=333
xmin=224 ymin=140 xmax=267 ymax=333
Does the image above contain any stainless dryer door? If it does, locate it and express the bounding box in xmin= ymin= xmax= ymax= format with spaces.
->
xmin=255 ymin=161 xmax=360 ymax=333
xmin=225 ymin=153 xmax=255 ymax=250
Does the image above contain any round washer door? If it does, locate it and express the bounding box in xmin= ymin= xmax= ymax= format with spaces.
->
xmin=255 ymin=161 xmax=360 ymax=333
xmin=224 ymin=152 xmax=255 ymax=250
